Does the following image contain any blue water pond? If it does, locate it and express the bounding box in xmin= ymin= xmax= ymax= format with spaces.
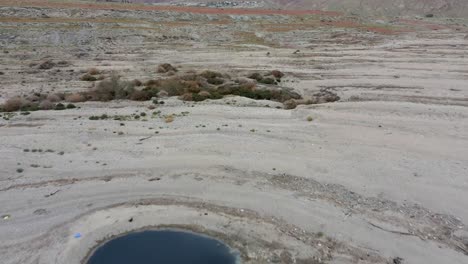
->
xmin=87 ymin=229 xmax=239 ymax=264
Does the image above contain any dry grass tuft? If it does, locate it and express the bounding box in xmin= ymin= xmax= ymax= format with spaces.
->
xmin=164 ymin=115 xmax=174 ymax=123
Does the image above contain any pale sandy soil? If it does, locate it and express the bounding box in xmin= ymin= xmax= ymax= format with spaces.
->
xmin=0 ymin=3 xmax=468 ymax=264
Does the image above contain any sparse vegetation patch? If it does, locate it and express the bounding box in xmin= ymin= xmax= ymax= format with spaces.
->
xmin=0 ymin=65 xmax=340 ymax=112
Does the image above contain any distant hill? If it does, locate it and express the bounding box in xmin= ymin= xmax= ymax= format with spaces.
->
xmin=122 ymin=0 xmax=468 ymax=17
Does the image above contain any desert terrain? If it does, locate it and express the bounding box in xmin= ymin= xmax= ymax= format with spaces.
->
xmin=0 ymin=1 xmax=468 ymax=263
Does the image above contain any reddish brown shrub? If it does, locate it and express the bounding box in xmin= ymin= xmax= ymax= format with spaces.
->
xmin=129 ymin=90 xmax=152 ymax=101
xmin=2 ymin=97 xmax=24 ymax=112
xmin=65 ymin=93 xmax=86 ymax=103
xmin=270 ymin=70 xmax=284 ymax=79
xmin=46 ymin=94 xmax=61 ymax=103
xmin=179 ymin=93 xmax=193 ymax=101
xmin=88 ymin=68 xmax=100 ymax=75
xmin=39 ymin=100 xmax=54 ymax=110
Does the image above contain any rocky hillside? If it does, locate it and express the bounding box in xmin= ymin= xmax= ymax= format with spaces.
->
xmin=129 ymin=0 xmax=468 ymax=17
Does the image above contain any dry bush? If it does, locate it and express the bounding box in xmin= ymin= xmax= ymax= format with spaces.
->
xmin=164 ymin=115 xmax=174 ymax=123
xmin=90 ymin=75 xmax=135 ymax=101
xmin=81 ymin=74 xmax=97 ymax=82
xmin=129 ymin=90 xmax=152 ymax=101
xmin=87 ymin=68 xmax=100 ymax=75
xmin=145 ymin=80 xmax=160 ymax=86
xmin=133 ymin=79 xmax=143 ymax=87
xmin=283 ymin=99 xmax=297 ymax=110
xmin=198 ymin=91 xmax=211 ymax=98
xmin=185 ymin=81 xmax=201 ymax=93
xmin=157 ymin=63 xmax=177 ymax=73
xmin=247 ymin=72 xmax=263 ymax=81
xmin=270 ymin=70 xmax=284 ymax=79
xmin=179 ymin=93 xmax=193 ymax=101
xmin=2 ymin=97 xmax=25 ymax=112
xmin=46 ymin=94 xmax=61 ymax=103
xmin=157 ymin=90 xmax=169 ymax=97
xmin=159 ymin=78 xmax=187 ymax=96
xmin=65 ymin=93 xmax=86 ymax=103
xmin=200 ymin=70 xmax=223 ymax=79
xmin=258 ymin=77 xmax=276 ymax=85
xmin=39 ymin=100 xmax=54 ymax=110
xmin=26 ymin=94 xmax=41 ymax=102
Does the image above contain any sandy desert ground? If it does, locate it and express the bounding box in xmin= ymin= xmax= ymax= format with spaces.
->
xmin=0 ymin=1 xmax=468 ymax=264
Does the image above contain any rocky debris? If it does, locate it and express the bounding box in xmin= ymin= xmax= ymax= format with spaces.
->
xmin=283 ymin=99 xmax=297 ymax=110
xmin=38 ymin=60 xmax=55 ymax=70
xmin=157 ymin=63 xmax=178 ymax=73
xmin=311 ymin=89 xmax=340 ymax=104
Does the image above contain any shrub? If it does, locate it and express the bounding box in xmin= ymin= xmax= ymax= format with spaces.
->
xmin=307 ymin=116 xmax=313 ymax=122
xmin=2 ymin=97 xmax=25 ymax=112
xmin=185 ymin=81 xmax=201 ymax=93
xmin=46 ymin=94 xmax=61 ymax=103
xmin=55 ymin=103 xmax=66 ymax=110
xmin=20 ymin=102 xmax=39 ymax=112
xmin=270 ymin=70 xmax=284 ymax=79
xmin=259 ymin=77 xmax=276 ymax=85
xmin=198 ymin=91 xmax=211 ymax=98
xmin=159 ymin=78 xmax=187 ymax=96
xmin=283 ymin=99 xmax=297 ymax=109
xmin=200 ymin=70 xmax=223 ymax=79
xmin=165 ymin=115 xmax=174 ymax=123
xmin=39 ymin=100 xmax=54 ymax=110
xmin=65 ymin=93 xmax=86 ymax=103
xmin=66 ymin=103 xmax=76 ymax=109
xmin=38 ymin=60 xmax=55 ymax=70
xmin=157 ymin=90 xmax=168 ymax=97
xmin=57 ymin=61 xmax=69 ymax=66
xmin=247 ymin=72 xmax=263 ymax=81
xmin=145 ymin=79 xmax=160 ymax=86
xmin=142 ymin=86 xmax=160 ymax=98
xmin=129 ymin=90 xmax=152 ymax=101
xmin=90 ymin=75 xmax=135 ymax=101
xmin=207 ymin=77 xmax=224 ymax=85
xmin=81 ymin=74 xmax=97 ymax=82
xmin=133 ymin=79 xmax=143 ymax=87
xmin=179 ymin=93 xmax=193 ymax=101
xmin=157 ymin=63 xmax=177 ymax=73
xmin=26 ymin=94 xmax=41 ymax=102
xmin=87 ymin=68 xmax=100 ymax=75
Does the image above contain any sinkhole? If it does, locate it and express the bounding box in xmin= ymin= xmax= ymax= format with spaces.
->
xmin=86 ymin=229 xmax=240 ymax=264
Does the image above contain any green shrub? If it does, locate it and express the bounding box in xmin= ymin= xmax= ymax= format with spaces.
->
xmin=259 ymin=77 xmax=276 ymax=85
xmin=55 ymin=103 xmax=66 ymax=110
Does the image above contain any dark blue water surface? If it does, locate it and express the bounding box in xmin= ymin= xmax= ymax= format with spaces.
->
xmin=87 ymin=230 xmax=239 ymax=264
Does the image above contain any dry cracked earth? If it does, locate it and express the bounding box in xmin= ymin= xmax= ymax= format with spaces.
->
xmin=0 ymin=1 xmax=468 ymax=264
